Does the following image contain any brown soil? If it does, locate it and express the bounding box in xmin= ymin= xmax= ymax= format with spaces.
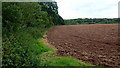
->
xmin=46 ymin=24 xmax=119 ymax=67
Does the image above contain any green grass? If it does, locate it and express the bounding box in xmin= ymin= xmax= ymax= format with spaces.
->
xmin=36 ymin=38 xmax=92 ymax=66
xmin=33 ymin=40 xmax=56 ymax=55
xmin=42 ymin=56 xmax=92 ymax=66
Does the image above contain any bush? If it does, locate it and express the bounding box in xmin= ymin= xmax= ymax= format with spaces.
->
xmin=3 ymin=32 xmax=37 ymax=66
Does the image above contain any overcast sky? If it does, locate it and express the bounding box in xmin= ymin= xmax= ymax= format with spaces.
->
xmin=55 ymin=0 xmax=120 ymax=19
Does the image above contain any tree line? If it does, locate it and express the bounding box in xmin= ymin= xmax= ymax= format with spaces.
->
xmin=64 ymin=18 xmax=119 ymax=25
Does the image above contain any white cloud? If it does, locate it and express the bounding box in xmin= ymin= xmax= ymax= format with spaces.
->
xmin=55 ymin=0 xmax=119 ymax=19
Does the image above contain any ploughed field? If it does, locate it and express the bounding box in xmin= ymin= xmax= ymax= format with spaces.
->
xmin=47 ymin=24 xmax=119 ymax=67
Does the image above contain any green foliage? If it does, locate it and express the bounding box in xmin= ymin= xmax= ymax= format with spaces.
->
xmin=25 ymin=27 xmax=47 ymax=39
xmin=3 ymin=31 xmax=40 ymax=66
xmin=2 ymin=2 xmax=57 ymax=66
xmin=64 ymin=18 xmax=119 ymax=25
xmin=39 ymin=2 xmax=65 ymax=25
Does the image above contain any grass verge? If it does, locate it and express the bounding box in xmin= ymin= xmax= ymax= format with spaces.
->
xmin=36 ymin=37 xmax=93 ymax=66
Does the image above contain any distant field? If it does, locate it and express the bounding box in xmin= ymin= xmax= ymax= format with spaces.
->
xmin=47 ymin=24 xmax=119 ymax=67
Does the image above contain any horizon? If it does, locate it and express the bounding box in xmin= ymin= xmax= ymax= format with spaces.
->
xmin=64 ymin=18 xmax=117 ymax=20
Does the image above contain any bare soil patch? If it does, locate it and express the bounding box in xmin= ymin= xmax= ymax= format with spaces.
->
xmin=47 ymin=24 xmax=119 ymax=67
